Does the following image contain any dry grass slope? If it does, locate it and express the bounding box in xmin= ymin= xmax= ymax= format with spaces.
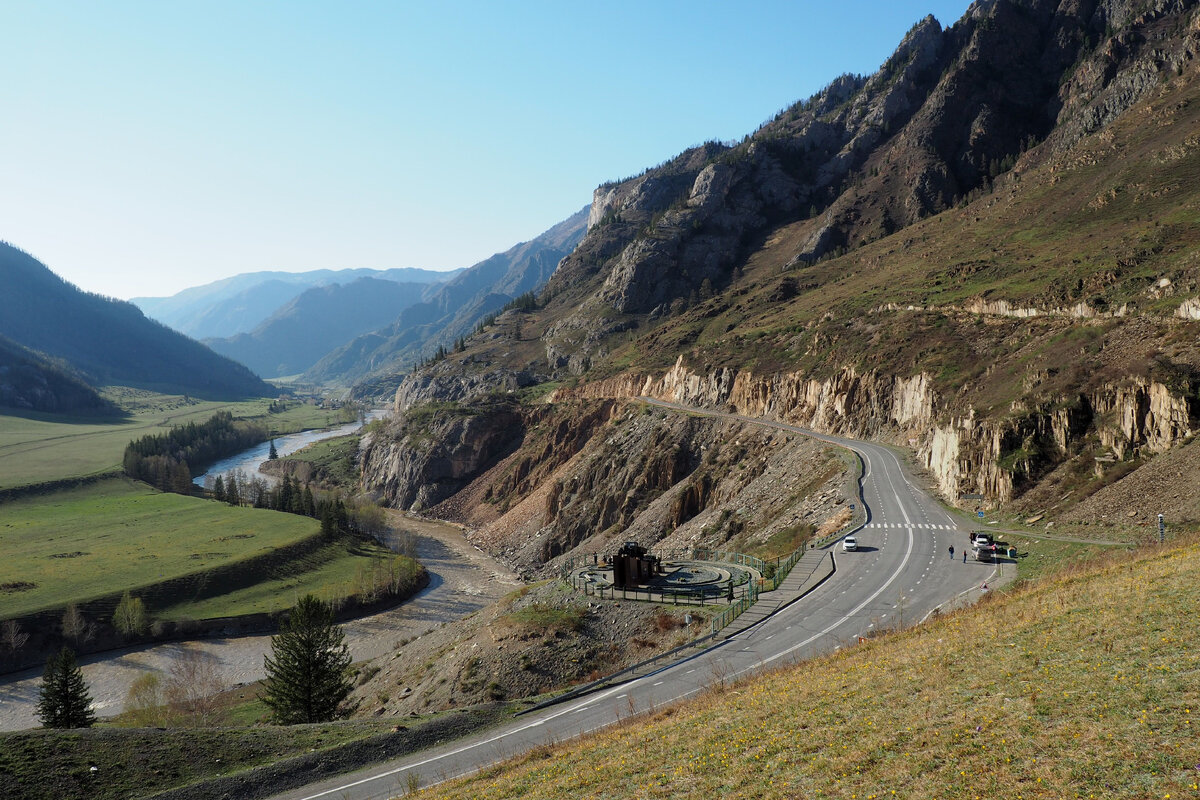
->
xmin=422 ymin=538 xmax=1200 ymax=799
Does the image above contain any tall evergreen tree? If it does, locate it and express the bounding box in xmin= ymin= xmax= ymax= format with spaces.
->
xmin=278 ymin=475 xmax=295 ymax=513
xmin=268 ymin=439 xmax=279 ymax=460
xmin=225 ymin=473 xmax=241 ymax=506
xmin=319 ymin=508 xmax=338 ymax=541
xmin=36 ymin=647 xmax=96 ymax=729
xmin=261 ymin=595 xmax=353 ymax=724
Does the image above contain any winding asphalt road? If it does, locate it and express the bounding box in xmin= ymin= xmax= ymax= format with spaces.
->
xmin=269 ymin=400 xmax=1005 ymax=800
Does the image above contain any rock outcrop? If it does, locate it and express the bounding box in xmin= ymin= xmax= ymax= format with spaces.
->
xmin=555 ymin=355 xmax=1197 ymax=506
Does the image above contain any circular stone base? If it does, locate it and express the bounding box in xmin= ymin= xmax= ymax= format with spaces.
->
xmin=571 ymin=559 xmax=746 ymax=594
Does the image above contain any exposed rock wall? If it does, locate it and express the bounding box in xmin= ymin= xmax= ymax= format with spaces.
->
xmin=555 ymin=357 xmax=1197 ymax=506
xmin=360 ymin=402 xmax=526 ymax=511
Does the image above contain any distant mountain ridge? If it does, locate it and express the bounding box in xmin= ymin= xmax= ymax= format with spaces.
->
xmin=203 ymin=277 xmax=437 ymax=378
xmin=0 ymin=242 xmax=273 ymax=400
xmin=306 ymin=206 xmax=589 ymax=389
xmin=134 ymin=266 xmax=459 ymax=340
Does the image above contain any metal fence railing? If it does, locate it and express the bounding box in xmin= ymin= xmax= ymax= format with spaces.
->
xmin=709 ymin=578 xmax=759 ymax=634
xmin=564 ymin=573 xmax=752 ymax=604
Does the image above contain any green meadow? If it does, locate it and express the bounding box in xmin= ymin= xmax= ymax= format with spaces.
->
xmin=0 ymin=390 xmax=355 ymax=490
xmin=0 ymin=477 xmax=319 ymax=619
xmin=153 ymin=538 xmax=422 ymax=621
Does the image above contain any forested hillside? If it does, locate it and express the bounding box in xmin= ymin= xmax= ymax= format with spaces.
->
xmin=0 ymin=243 xmax=273 ymax=399
xmin=134 ymin=266 xmax=456 ymax=339
xmin=309 ymin=206 xmax=588 ymax=389
xmin=0 ymin=335 xmax=118 ymax=414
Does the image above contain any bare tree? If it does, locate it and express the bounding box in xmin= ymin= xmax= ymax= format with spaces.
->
xmin=1 ymin=619 xmax=30 ymax=653
xmin=113 ymin=592 xmax=148 ymax=636
xmin=62 ymin=604 xmax=95 ymax=644
xmin=163 ymin=647 xmax=227 ymax=726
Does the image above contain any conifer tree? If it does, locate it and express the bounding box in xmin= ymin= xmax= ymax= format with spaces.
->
xmin=261 ymin=595 xmax=352 ymax=724
xmin=226 ymin=473 xmax=241 ymax=506
xmin=320 ymin=508 xmax=338 ymax=541
xmin=278 ymin=475 xmax=294 ymax=513
xmin=268 ymin=439 xmax=279 ymax=460
xmin=36 ymin=647 xmax=96 ymax=728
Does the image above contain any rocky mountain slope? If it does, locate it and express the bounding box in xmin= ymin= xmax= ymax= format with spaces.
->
xmin=0 ymin=243 xmax=273 ymax=400
xmin=362 ymin=0 xmax=1200 ymax=578
xmin=360 ymin=396 xmax=852 ymax=578
xmin=307 ymin=207 xmax=588 ymax=390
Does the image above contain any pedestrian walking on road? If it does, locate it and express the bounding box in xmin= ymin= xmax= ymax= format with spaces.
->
xmin=962 ymin=550 xmax=967 ymax=563
xmin=949 ymin=545 xmax=954 ymax=559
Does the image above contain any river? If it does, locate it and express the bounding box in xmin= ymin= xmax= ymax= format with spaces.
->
xmin=0 ymin=514 xmax=521 ymax=731
xmin=193 ymin=411 xmax=384 ymax=489
xmin=1 ymin=411 xmax=524 ymax=730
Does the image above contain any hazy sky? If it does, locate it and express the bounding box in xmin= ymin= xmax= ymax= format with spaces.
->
xmin=0 ymin=1 xmax=972 ymax=300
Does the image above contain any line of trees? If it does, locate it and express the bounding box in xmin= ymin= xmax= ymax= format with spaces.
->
xmin=209 ymin=470 xmax=350 ymax=540
xmin=123 ymin=411 xmax=266 ymax=493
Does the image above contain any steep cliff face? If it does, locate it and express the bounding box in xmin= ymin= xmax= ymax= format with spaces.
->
xmin=530 ymin=0 xmax=1200 ymax=377
xmin=362 ymin=396 xmax=852 ymax=574
xmin=557 ymin=353 xmax=1197 ymax=507
xmin=359 ymin=402 xmax=526 ymax=511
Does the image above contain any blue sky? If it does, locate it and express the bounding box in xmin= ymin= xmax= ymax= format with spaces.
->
xmin=0 ymin=1 xmax=973 ymax=300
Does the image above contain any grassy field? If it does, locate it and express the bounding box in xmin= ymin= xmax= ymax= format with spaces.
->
xmin=0 ymin=477 xmax=319 ymax=619
xmin=416 ymin=536 xmax=1200 ymax=800
xmin=270 ymin=433 xmax=362 ymax=488
xmin=0 ymin=390 xmax=355 ymax=490
xmin=0 ymin=722 xmax=394 ymax=800
xmin=153 ymin=538 xmax=419 ymax=621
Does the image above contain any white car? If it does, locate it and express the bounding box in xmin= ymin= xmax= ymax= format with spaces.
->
xmin=842 ymin=535 xmax=858 ymax=552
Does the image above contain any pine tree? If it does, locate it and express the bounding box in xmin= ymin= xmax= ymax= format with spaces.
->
xmin=268 ymin=439 xmax=279 ymax=460
xmin=261 ymin=595 xmax=353 ymax=724
xmin=36 ymin=647 xmax=96 ymax=728
xmin=226 ymin=473 xmax=241 ymax=506
xmin=278 ymin=475 xmax=294 ymax=513
xmin=320 ymin=508 xmax=338 ymax=541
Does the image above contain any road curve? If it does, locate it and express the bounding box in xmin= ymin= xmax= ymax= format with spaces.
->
xmin=269 ymin=400 xmax=1007 ymax=800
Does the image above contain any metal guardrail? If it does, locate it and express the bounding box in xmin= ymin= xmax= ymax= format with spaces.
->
xmin=564 ymin=574 xmax=752 ymax=604
xmin=709 ymin=578 xmax=759 ymax=634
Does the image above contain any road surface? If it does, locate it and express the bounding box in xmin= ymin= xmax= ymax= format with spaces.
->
xmin=269 ymin=400 xmax=1004 ymax=800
